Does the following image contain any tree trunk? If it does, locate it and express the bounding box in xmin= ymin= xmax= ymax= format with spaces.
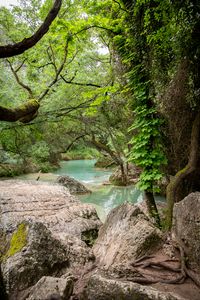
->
xmin=166 ymin=111 xmax=200 ymax=229
xmin=144 ymin=190 xmax=161 ymax=228
xmin=119 ymin=162 xmax=128 ymax=186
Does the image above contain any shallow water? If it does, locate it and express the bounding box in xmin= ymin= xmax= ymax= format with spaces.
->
xmin=53 ymin=160 xmax=144 ymax=220
xmin=54 ymin=159 xmax=112 ymax=184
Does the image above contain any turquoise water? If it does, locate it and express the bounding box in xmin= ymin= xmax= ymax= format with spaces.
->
xmin=54 ymin=160 xmax=143 ymax=220
xmin=54 ymin=159 xmax=112 ymax=184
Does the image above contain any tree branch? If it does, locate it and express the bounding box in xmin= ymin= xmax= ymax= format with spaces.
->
xmin=0 ymin=0 xmax=62 ymax=58
xmin=38 ymin=38 xmax=69 ymax=101
xmin=0 ymin=99 xmax=39 ymax=123
xmin=61 ymin=75 xmax=102 ymax=88
xmin=6 ymin=59 xmax=33 ymax=97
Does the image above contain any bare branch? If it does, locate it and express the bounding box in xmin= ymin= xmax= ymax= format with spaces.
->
xmin=7 ymin=59 xmax=33 ymax=97
xmin=61 ymin=75 xmax=102 ymax=88
xmin=38 ymin=39 xmax=69 ymax=101
xmin=15 ymin=59 xmax=27 ymax=72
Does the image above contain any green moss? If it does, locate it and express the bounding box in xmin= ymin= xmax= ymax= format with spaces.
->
xmin=4 ymin=223 xmax=28 ymax=258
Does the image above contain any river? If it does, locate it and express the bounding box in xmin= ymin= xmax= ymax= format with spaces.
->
xmin=54 ymin=159 xmax=143 ymax=220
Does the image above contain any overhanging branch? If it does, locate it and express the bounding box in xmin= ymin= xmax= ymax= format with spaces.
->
xmin=0 ymin=99 xmax=39 ymax=123
xmin=0 ymin=0 xmax=62 ymax=58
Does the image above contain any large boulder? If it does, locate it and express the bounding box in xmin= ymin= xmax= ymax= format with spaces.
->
xmin=56 ymin=175 xmax=91 ymax=195
xmin=80 ymin=273 xmax=185 ymax=300
xmin=1 ymin=222 xmax=70 ymax=299
xmin=172 ymin=192 xmax=200 ymax=269
xmin=93 ymin=203 xmax=163 ymax=269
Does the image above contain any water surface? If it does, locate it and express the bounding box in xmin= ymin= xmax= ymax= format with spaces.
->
xmin=54 ymin=160 xmax=143 ymax=220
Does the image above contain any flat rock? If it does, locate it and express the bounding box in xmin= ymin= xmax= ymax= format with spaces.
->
xmin=173 ymin=192 xmax=200 ymax=269
xmin=0 ymin=180 xmax=101 ymax=242
xmin=80 ymin=273 xmax=186 ymax=300
xmin=93 ymin=203 xmax=163 ymax=269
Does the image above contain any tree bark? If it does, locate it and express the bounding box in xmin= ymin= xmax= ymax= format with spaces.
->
xmin=144 ymin=190 xmax=161 ymax=227
xmin=0 ymin=100 xmax=39 ymax=123
xmin=166 ymin=111 xmax=200 ymax=229
xmin=0 ymin=0 xmax=62 ymax=58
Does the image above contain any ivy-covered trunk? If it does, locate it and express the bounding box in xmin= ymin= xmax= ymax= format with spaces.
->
xmin=113 ymin=1 xmax=166 ymax=226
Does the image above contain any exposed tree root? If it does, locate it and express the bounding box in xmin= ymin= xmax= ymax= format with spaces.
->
xmin=129 ymin=246 xmax=200 ymax=288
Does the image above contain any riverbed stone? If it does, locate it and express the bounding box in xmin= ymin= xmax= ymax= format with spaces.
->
xmin=80 ymin=273 xmax=185 ymax=300
xmin=26 ymin=275 xmax=74 ymax=300
xmin=93 ymin=203 xmax=163 ymax=269
xmin=172 ymin=192 xmax=200 ymax=269
xmin=109 ymin=164 xmax=141 ymax=186
xmin=56 ymin=175 xmax=91 ymax=194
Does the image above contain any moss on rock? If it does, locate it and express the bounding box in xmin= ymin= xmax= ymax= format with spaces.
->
xmin=5 ymin=223 xmax=28 ymax=258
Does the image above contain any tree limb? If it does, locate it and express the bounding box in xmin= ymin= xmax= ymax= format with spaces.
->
xmin=61 ymin=75 xmax=102 ymax=88
xmin=0 ymin=0 xmax=62 ymax=58
xmin=6 ymin=59 xmax=33 ymax=97
xmin=0 ymin=99 xmax=39 ymax=123
xmin=38 ymin=38 xmax=69 ymax=101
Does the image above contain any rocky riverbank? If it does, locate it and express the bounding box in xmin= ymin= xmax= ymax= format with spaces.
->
xmin=0 ymin=180 xmax=200 ymax=300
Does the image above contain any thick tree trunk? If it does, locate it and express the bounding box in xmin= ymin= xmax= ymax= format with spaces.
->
xmin=166 ymin=111 xmax=200 ymax=229
xmin=144 ymin=190 xmax=161 ymax=227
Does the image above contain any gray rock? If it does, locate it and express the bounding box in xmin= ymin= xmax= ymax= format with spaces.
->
xmin=93 ymin=203 xmax=163 ymax=269
xmin=0 ymin=180 xmax=101 ymax=252
xmin=81 ymin=273 xmax=185 ymax=300
xmin=0 ymin=180 xmax=101 ymax=299
xmin=173 ymin=192 xmax=200 ymax=268
xmin=109 ymin=164 xmax=140 ymax=186
xmin=1 ymin=222 xmax=69 ymax=298
xmin=26 ymin=275 xmax=74 ymax=300
xmin=56 ymin=175 xmax=91 ymax=194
